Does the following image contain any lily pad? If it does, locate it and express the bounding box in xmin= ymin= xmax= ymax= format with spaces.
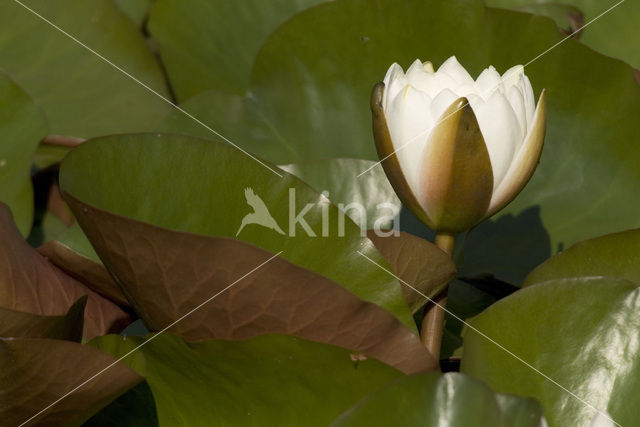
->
xmin=0 ymin=202 xmax=132 ymax=339
xmin=1 ymin=337 xmax=142 ymax=426
xmin=333 ymin=373 xmax=544 ymax=426
xmin=59 ymin=133 xmax=415 ymax=330
xmin=148 ymin=0 xmax=327 ymax=99
xmin=61 ymin=201 xmax=436 ymax=373
xmin=0 ymin=71 xmax=48 ymax=236
xmin=115 ymin=0 xmax=152 ymax=27
xmin=37 ymin=239 xmax=128 ymax=307
xmin=0 ymin=295 xmax=85 ymax=341
xmin=523 ymin=228 xmax=640 ymax=286
xmin=84 ymin=381 xmax=158 ymax=427
xmin=0 ymin=0 xmax=171 ymax=137
xmin=461 ymin=277 xmax=640 ymax=426
xmin=486 ymin=0 xmax=640 ymax=69
xmin=280 ymin=158 xmax=401 ymax=228
xmin=512 ymin=3 xmax=584 ymax=33
xmin=91 ymin=333 xmax=404 ymax=426
xmin=367 ymin=231 xmax=457 ymax=312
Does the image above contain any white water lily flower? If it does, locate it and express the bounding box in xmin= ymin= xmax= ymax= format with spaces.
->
xmin=371 ymin=56 xmax=546 ymax=232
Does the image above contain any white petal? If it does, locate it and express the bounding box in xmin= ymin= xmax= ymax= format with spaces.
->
xmin=432 ymin=72 xmax=458 ymax=95
xmin=386 ymin=85 xmax=434 ymax=195
xmin=406 ymin=59 xmax=442 ymax=95
xmin=472 ymin=90 xmax=522 ymax=187
xmin=502 ymin=64 xmax=525 ymax=89
xmin=590 ymin=411 xmax=615 ymax=427
xmin=507 ymin=85 xmax=528 ymax=139
xmin=383 ymin=62 xmax=405 ymax=86
xmin=437 ymin=56 xmax=475 ymax=86
xmin=406 ymin=59 xmax=425 ymax=79
xmin=423 ymin=61 xmax=435 ymax=73
xmin=454 ymin=83 xmax=479 ymax=98
xmin=486 ymin=90 xmax=546 ymax=216
xmin=382 ymin=63 xmax=407 ymax=111
xmin=430 ymin=88 xmax=459 ymax=126
xmin=475 ymin=66 xmax=503 ymax=99
xmin=521 ymin=75 xmax=536 ymax=125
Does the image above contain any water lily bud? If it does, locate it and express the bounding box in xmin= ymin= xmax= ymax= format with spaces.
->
xmin=371 ymin=56 xmax=546 ymax=233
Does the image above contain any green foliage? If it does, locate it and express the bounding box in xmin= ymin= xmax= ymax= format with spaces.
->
xmin=333 ymin=373 xmax=543 ymax=426
xmin=461 ymin=277 xmax=640 ymax=426
xmin=0 ymin=0 xmax=639 ymax=424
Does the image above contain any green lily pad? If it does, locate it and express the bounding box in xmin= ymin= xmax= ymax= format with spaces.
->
xmin=59 ymin=133 xmax=415 ymax=330
xmin=91 ymin=333 xmax=404 ymax=426
xmin=280 ymin=158 xmax=401 ymax=229
xmin=333 ymin=373 xmax=543 ymax=426
xmin=148 ymin=0 xmax=327 ymax=99
xmin=461 ymin=277 xmax=640 ymax=426
xmin=84 ymin=381 xmax=158 ymax=427
xmin=505 ymin=3 xmax=584 ymax=33
xmin=155 ymin=89 xmax=302 ymax=162
xmin=0 ymin=71 xmax=48 ymax=236
xmin=486 ymin=0 xmax=640 ymax=69
xmin=0 ymin=0 xmax=171 ymax=138
xmin=115 ymin=0 xmax=152 ymax=27
xmin=524 ymin=228 xmax=640 ymax=287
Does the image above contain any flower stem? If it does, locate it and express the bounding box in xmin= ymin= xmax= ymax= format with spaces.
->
xmin=420 ymin=232 xmax=455 ymax=363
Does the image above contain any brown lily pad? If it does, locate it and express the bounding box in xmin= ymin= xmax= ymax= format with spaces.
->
xmin=37 ymin=240 xmax=129 ymax=307
xmin=0 ymin=337 xmax=142 ymax=426
xmin=367 ymin=231 xmax=457 ymax=312
xmin=0 ymin=203 xmax=132 ymax=339
xmin=0 ymin=296 xmax=85 ymax=341
xmin=65 ymin=194 xmax=438 ymax=374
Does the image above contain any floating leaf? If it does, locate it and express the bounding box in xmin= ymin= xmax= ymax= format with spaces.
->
xmin=0 ymin=71 xmax=48 ymax=236
xmin=0 ymin=295 xmax=85 ymax=341
xmin=333 ymin=373 xmax=544 ymax=426
xmin=38 ymin=239 xmax=128 ymax=307
xmin=115 ymin=0 xmax=152 ymax=27
xmin=92 ymin=333 xmax=404 ymax=426
xmin=367 ymin=231 xmax=456 ymax=312
xmin=1 ymin=337 xmax=142 ymax=426
xmin=523 ymin=229 xmax=640 ymax=287
xmin=59 ymin=133 xmax=415 ymax=330
xmin=148 ymin=0 xmax=327 ymax=99
xmin=281 ymin=158 xmax=401 ymax=229
xmin=84 ymin=381 xmax=158 ymax=427
xmin=461 ymin=277 xmax=640 ymax=426
xmin=486 ymin=0 xmax=640 ymax=69
xmin=0 ymin=203 xmax=132 ymax=339
xmin=0 ymin=0 xmax=171 ymax=137
xmin=62 ymin=198 xmax=436 ymax=373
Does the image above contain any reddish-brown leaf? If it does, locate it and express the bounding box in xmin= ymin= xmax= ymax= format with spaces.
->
xmin=0 ymin=203 xmax=131 ymax=339
xmin=367 ymin=231 xmax=456 ymax=312
xmin=37 ymin=240 xmax=129 ymax=307
xmin=0 ymin=337 xmax=142 ymax=426
xmin=66 ymin=194 xmax=438 ymax=374
xmin=0 ymin=296 xmax=85 ymax=341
